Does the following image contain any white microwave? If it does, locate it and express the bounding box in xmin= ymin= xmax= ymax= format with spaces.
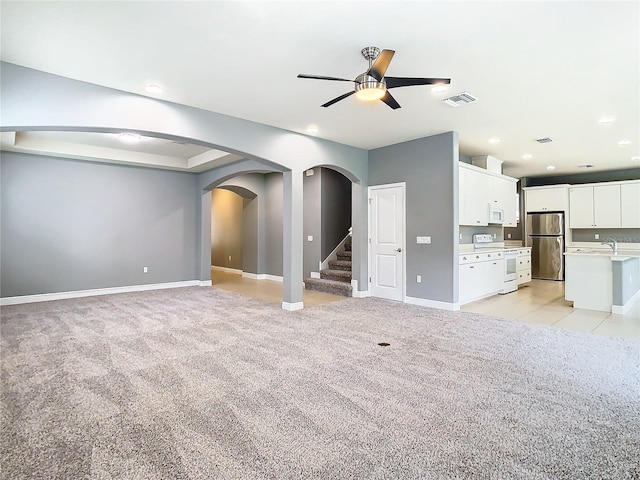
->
xmin=488 ymin=203 xmax=504 ymax=224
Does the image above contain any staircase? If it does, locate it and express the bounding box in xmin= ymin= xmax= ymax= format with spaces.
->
xmin=304 ymin=243 xmax=353 ymax=297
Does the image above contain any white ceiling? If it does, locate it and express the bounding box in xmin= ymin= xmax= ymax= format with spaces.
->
xmin=1 ymin=1 xmax=639 ymax=179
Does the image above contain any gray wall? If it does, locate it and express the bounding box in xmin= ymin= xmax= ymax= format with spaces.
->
xmin=264 ymin=173 xmax=284 ymax=277
xmin=1 ymin=152 xmax=198 ymax=297
xmin=210 ymin=189 xmax=244 ymax=270
xmin=303 ymin=169 xmax=322 ymax=278
xmin=571 ymin=229 xmax=640 ymax=244
xmin=321 ymin=168 xmax=352 ymax=258
xmin=459 ymin=225 xmax=504 ymax=244
xmin=369 ymin=132 xmax=459 ymax=304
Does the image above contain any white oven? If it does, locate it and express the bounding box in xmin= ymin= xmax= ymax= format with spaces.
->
xmin=501 ymin=248 xmax=518 ymax=294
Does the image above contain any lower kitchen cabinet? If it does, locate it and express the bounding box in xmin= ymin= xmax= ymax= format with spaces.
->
xmin=517 ymin=248 xmax=532 ymax=285
xmin=459 ymin=251 xmax=504 ymax=304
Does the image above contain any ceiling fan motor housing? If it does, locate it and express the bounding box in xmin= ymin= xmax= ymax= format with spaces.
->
xmin=355 ymin=73 xmax=386 ymax=92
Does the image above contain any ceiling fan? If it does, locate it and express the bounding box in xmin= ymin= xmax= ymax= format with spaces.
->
xmin=297 ymin=46 xmax=451 ymax=109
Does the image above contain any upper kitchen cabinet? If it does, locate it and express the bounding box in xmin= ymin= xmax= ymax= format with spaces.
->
xmin=459 ymin=162 xmax=518 ymax=227
xmin=569 ymin=184 xmax=621 ymax=228
xmin=490 ymin=176 xmax=518 ymax=227
xmin=621 ymin=182 xmax=640 ymax=228
xmin=459 ymin=164 xmax=490 ymax=226
xmin=523 ymin=185 xmax=569 ymax=212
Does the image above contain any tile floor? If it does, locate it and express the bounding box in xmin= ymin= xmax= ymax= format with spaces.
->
xmin=212 ymin=270 xmax=639 ymax=341
xmin=461 ymin=279 xmax=640 ymax=340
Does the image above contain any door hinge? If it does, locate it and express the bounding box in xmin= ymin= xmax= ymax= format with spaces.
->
xmin=368 ymin=198 xmax=372 ymax=204
xmin=369 ymin=277 xmax=372 ymax=283
xmin=368 ymin=238 xmax=371 ymax=243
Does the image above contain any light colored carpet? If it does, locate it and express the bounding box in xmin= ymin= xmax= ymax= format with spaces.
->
xmin=1 ymin=287 xmax=639 ymax=479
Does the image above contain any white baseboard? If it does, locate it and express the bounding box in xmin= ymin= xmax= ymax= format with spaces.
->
xmin=0 ymin=280 xmax=203 ymax=306
xmin=282 ymin=301 xmax=304 ymax=311
xmin=199 ymin=280 xmax=213 ymax=287
xmin=241 ymin=272 xmax=259 ymax=280
xmin=351 ymin=279 xmax=370 ymax=298
xmin=260 ymin=274 xmax=283 ymax=283
xmin=612 ymin=289 xmax=640 ymax=315
xmin=405 ymin=295 xmax=460 ymax=311
xmin=211 ymin=265 xmax=242 ymax=274
xmin=310 ymin=271 xmax=321 ymax=279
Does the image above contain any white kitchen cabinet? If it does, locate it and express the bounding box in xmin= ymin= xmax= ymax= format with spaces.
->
xmin=459 ymin=163 xmax=518 ymax=226
xmin=516 ymin=248 xmax=532 ymax=285
xmin=459 ymin=166 xmax=490 ymax=226
xmin=569 ymin=184 xmax=621 ymax=228
xmin=459 ymin=251 xmax=504 ymax=304
xmin=524 ymin=186 xmax=569 ymax=212
xmin=621 ymin=182 xmax=640 ymax=228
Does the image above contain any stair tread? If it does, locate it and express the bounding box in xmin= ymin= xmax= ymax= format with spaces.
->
xmin=321 ymin=269 xmax=351 ymax=277
xmin=337 ymin=251 xmax=352 ymax=258
xmin=329 ymin=260 xmax=351 ymax=266
xmin=304 ymin=278 xmax=352 ymax=297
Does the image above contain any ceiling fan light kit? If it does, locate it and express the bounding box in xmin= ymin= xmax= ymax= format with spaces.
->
xmin=297 ymin=46 xmax=451 ymax=109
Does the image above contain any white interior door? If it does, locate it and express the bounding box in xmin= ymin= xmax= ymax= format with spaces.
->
xmin=369 ymin=184 xmax=405 ymax=301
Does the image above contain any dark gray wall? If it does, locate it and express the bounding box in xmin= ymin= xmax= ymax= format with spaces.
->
xmin=321 ymin=168 xmax=352 ymax=258
xmin=303 ymin=169 xmax=321 ymax=278
xmin=523 ymin=168 xmax=640 ymax=187
xmin=369 ymin=132 xmax=459 ymax=303
xmin=264 ymin=173 xmax=283 ymax=277
xmin=1 ymin=152 xmax=198 ymax=297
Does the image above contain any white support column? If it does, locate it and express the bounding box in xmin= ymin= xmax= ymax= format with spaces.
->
xmin=282 ymin=170 xmax=304 ymax=310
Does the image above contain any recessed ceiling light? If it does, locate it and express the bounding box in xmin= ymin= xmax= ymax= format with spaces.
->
xmin=546 ymin=165 xmax=556 ymax=171
xmin=118 ymin=133 xmax=141 ymax=144
xmin=306 ymin=125 xmax=318 ymax=135
xmin=618 ymin=140 xmax=632 ymax=147
xmin=431 ymin=85 xmax=448 ymax=94
xmin=522 ymin=154 xmax=533 ymax=160
xmin=488 ymin=137 xmax=500 ymax=144
xmin=598 ymin=117 xmax=615 ymax=125
xmin=146 ymin=84 xmax=163 ymax=94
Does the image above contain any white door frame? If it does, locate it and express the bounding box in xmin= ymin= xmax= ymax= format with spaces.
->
xmin=368 ymin=182 xmax=406 ymax=302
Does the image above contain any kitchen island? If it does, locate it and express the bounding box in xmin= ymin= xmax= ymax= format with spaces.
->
xmin=565 ymin=249 xmax=640 ymax=314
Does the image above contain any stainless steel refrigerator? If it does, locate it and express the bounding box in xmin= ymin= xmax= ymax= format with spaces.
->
xmin=526 ymin=212 xmax=565 ymax=281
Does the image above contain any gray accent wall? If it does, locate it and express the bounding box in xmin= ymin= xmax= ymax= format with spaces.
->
xmin=369 ymin=132 xmax=459 ymax=304
xmin=571 ymin=229 xmax=640 ymax=244
xmin=1 ymin=152 xmax=198 ymax=297
xmin=321 ymin=168 xmax=352 ymax=259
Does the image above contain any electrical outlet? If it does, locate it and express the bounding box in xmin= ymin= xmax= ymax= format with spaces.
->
xmin=459 ymin=233 xmax=463 ymax=240
xmin=416 ymin=275 xmax=422 ymax=283
xmin=594 ymin=234 xmax=599 ymax=240
xmin=493 ymin=233 xmax=497 ymax=239
xmin=507 ymin=233 xmax=512 ymax=239
xmin=307 ymin=235 xmax=313 ymax=241
xmin=228 ymin=255 xmax=232 ymax=261
xmin=143 ymin=266 xmax=148 ymax=273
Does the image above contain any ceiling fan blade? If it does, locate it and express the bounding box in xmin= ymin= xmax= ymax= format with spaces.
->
xmin=380 ymin=91 xmax=401 ymax=110
xmin=367 ymin=49 xmax=395 ymax=81
xmin=297 ymin=74 xmax=353 ymax=82
xmin=321 ymin=91 xmax=355 ymax=108
xmin=385 ymin=77 xmax=451 ymax=89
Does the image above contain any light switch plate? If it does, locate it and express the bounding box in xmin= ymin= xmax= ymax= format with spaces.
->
xmin=307 ymin=235 xmax=313 ymax=241
xmin=417 ymin=236 xmax=431 ymax=244
xmin=595 ymin=233 xmax=600 ymax=240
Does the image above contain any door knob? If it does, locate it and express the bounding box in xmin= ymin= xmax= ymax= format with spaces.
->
xmin=395 ymin=248 xmax=402 ymax=252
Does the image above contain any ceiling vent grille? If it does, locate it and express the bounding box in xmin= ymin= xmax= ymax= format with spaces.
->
xmin=535 ymin=137 xmax=554 ymax=144
xmin=442 ymin=92 xmax=478 ymax=107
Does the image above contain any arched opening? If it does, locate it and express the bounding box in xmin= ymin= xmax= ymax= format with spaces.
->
xmin=302 ymin=166 xmax=354 ymax=297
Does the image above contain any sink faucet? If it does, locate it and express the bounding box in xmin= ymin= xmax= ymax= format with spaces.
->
xmin=601 ymin=237 xmax=618 ymax=254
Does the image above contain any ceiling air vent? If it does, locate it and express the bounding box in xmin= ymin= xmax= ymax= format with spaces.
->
xmin=442 ymin=92 xmax=478 ymax=107
xmin=535 ymin=137 xmax=554 ymax=144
